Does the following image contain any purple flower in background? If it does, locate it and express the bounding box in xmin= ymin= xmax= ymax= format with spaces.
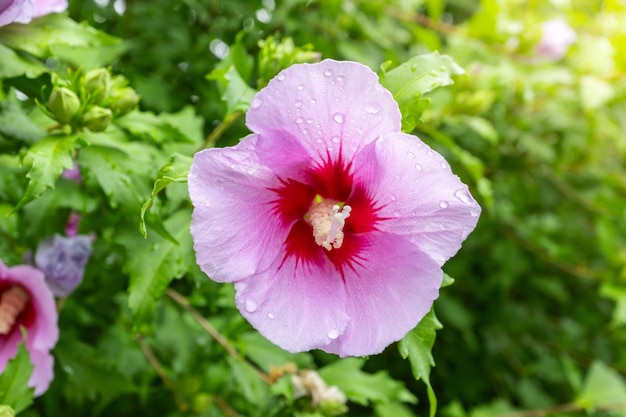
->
xmin=35 ymin=234 xmax=92 ymax=297
xmin=62 ymin=161 xmax=82 ymax=183
xmin=0 ymin=0 xmax=67 ymax=27
xmin=0 ymin=260 xmax=59 ymax=396
xmin=536 ymin=19 xmax=577 ymax=60
xmin=189 ymin=60 xmax=481 ymax=357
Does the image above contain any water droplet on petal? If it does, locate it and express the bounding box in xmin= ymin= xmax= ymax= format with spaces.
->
xmin=302 ymin=129 xmax=309 ymax=135
xmin=336 ymin=75 xmax=345 ymax=82
xmin=297 ymin=84 xmax=304 ymax=90
xmin=333 ymin=113 xmax=345 ymax=124
xmin=277 ymin=74 xmax=286 ymax=81
xmin=247 ymin=167 xmax=256 ymax=175
xmin=267 ymin=313 xmax=275 ymax=320
xmin=328 ymin=329 xmax=339 ymax=339
xmin=244 ymin=299 xmax=257 ymax=313
xmin=295 ymin=101 xmax=302 ymax=108
xmin=234 ymin=282 xmax=247 ymax=292
xmin=390 ymin=194 xmax=397 ymax=201
xmin=471 ymin=207 xmax=481 ymax=217
xmin=334 ymin=97 xmax=340 ymax=102
xmin=407 ymin=151 xmax=416 ymax=158
xmin=331 ymin=136 xmax=340 ymax=144
xmin=324 ymin=69 xmax=333 ymax=77
xmin=250 ymin=97 xmax=262 ymax=109
xmin=441 ymin=161 xmax=448 ymax=169
xmin=415 ymin=163 xmax=423 ymax=171
xmin=295 ymin=117 xmax=304 ymax=124
xmin=439 ymin=200 xmax=449 ymax=209
xmin=315 ymin=138 xmax=323 ymax=144
xmin=365 ymin=104 xmax=380 ymax=114
xmin=307 ymin=118 xmax=314 ymax=124
xmin=310 ymin=98 xmax=317 ymax=104
xmin=454 ymin=189 xmax=473 ymax=205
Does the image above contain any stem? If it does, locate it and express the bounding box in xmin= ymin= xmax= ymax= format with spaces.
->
xmin=136 ymin=335 xmax=189 ymax=412
xmin=215 ymin=396 xmax=242 ymax=417
xmin=384 ymin=7 xmax=457 ymax=35
xmin=165 ymin=288 xmax=272 ymax=384
xmin=201 ymin=111 xmax=243 ymax=150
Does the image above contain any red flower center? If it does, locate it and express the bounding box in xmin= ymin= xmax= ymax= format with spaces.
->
xmin=269 ymin=154 xmax=382 ymax=275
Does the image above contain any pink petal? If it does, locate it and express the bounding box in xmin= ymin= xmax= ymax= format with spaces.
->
xmin=324 ymin=232 xmax=442 ymax=357
xmin=353 ymin=132 xmax=481 ymax=266
xmin=31 ymin=0 xmax=67 ymax=17
xmin=188 ymin=135 xmax=292 ymax=282
xmin=0 ymin=261 xmax=58 ymax=396
xmin=0 ymin=0 xmax=34 ymax=26
xmin=247 ymin=60 xmax=401 ymax=177
xmin=233 ymin=250 xmax=350 ymax=353
xmin=27 ymin=349 xmax=54 ymax=396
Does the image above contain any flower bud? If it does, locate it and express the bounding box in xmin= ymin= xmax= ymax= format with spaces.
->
xmin=82 ymin=68 xmax=111 ymax=103
xmin=47 ymin=87 xmax=80 ymax=124
xmin=34 ymin=234 xmax=93 ymax=297
xmin=82 ymin=106 xmax=112 ymax=132
xmin=109 ymin=87 xmax=140 ymax=115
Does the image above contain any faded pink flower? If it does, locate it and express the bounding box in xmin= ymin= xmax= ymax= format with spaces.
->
xmin=0 ymin=260 xmax=59 ymax=396
xmin=189 ymin=60 xmax=481 ymax=357
xmin=0 ymin=0 xmax=67 ymax=27
xmin=536 ymin=19 xmax=577 ymax=61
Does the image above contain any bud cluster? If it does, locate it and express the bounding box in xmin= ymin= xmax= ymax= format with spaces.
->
xmin=46 ymin=68 xmax=140 ymax=132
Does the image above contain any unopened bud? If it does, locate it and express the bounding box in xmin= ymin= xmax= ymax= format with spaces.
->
xmin=48 ymin=87 xmax=80 ymax=124
xmin=82 ymin=106 xmax=112 ymax=132
xmin=83 ymin=68 xmax=111 ymax=103
xmin=109 ymin=87 xmax=140 ymax=115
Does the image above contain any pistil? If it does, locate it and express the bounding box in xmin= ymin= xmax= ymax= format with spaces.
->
xmin=0 ymin=285 xmax=29 ymax=335
xmin=307 ymin=198 xmax=352 ymax=250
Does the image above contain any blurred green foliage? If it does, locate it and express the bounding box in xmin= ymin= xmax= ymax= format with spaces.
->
xmin=1 ymin=0 xmax=626 ymax=416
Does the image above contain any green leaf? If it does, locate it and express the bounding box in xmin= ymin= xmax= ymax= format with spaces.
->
xmin=140 ymin=153 xmax=192 ymax=237
xmin=0 ymin=405 xmax=16 ymax=417
xmin=238 ymin=332 xmax=315 ymax=373
xmin=397 ymin=309 xmax=443 ymax=417
xmin=0 ymin=92 xmax=47 ymax=143
xmin=375 ymin=402 xmax=418 ymax=417
xmin=55 ymin=339 xmax=136 ymax=412
xmin=0 ymin=341 xmax=34 ymax=413
xmin=380 ymin=52 xmax=464 ymax=132
xmin=319 ymin=358 xmax=417 ymax=406
xmin=207 ymin=65 xmax=257 ymax=118
xmin=0 ymin=44 xmax=46 ymax=78
xmin=575 ymin=361 xmax=626 ymax=410
xmin=123 ymin=209 xmax=195 ymax=324
xmin=0 ymin=14 xmax=126 ymax=67
xmin=13 ymin=134 xmax=76 ymax=212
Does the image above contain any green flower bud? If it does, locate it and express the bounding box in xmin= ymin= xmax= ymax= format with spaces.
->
xmin=82 ymin=68 xmax=111 ymax=104
xmin=109 ymin=87 xmax=140 ymax=115
xmin=82 ymin=106 xmax=112 ymax=132
xmin=48 ymin=87 xmax=80 ymax=124
xmin=0 ymin=405 xmax=16 ymax=417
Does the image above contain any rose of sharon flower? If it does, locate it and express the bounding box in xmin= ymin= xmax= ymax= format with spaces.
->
xmin=536 ymin=19 xmax=577 ymax=61
xmin=0 ymin=0 xmax=67 ymax=27
xmin=35 ymin=234 xmax=92 ymax=297
xmin=0 ymin=260 xmax=59 ymax=396
xmin=189 ymin=60 xmax=481 ymax=357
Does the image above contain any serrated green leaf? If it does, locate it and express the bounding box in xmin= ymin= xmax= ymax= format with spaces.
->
xmin=207 ymin=65 xmax=256 ymax=118
xmin=0 ymin=14 xmax=126 ymax=67
xmin=124 ymin=209 xmax=194 ymax=324
xmin=13 ymin=134 xmax=76 ymax=212
xmin=575 ymin=361 xmax=626 ymax=410
xmin=319 ymin=358 xmax=416 ymax=406
xmin=0 ymin=341 xmax=34 ymax=413
xmin=140 ymin=153 xmax=192 ymax=237
xmin=398 ymin=309 xmax=443 ymax=417
xmin=380 ymin=52 xmax=464 ymax=132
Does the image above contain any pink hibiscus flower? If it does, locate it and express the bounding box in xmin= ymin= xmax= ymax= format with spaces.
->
xmin=188 ymin=60 xmax=481 ymax=357
xmin=536 ymin=19 xmax=577 ymax=61
xmin=0 ymin=0 xmax=67 ymax=27
xmin=0 ymin=260 xmax=59 ymax=396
